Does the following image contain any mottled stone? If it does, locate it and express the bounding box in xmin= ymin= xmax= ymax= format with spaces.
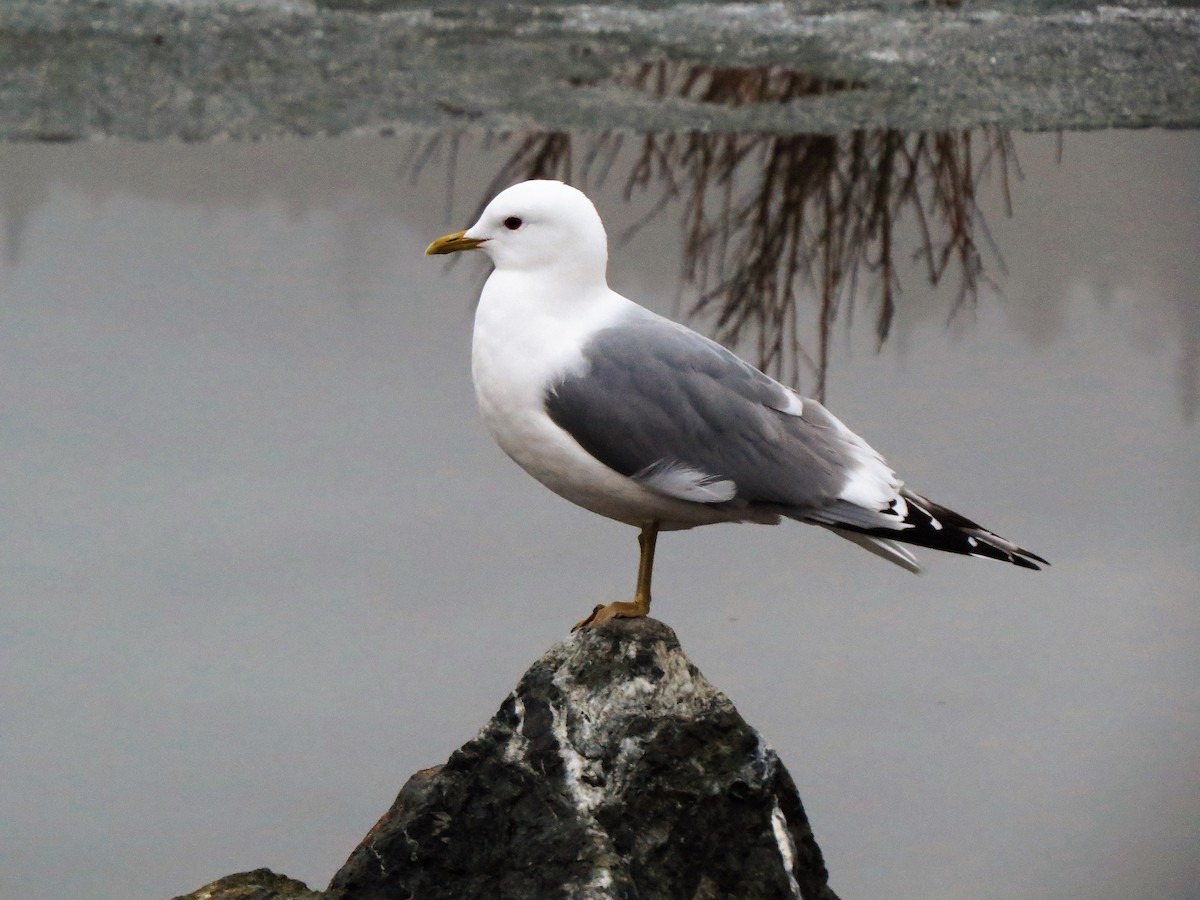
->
xmin=171 ymin=868 xmax=322 ymax=900
xmin=327 ymin=617 xmax=839 ymax=900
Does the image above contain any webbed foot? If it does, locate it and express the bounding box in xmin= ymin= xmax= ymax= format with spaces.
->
xmin=571 ymin=600 xmax=650 ymax=632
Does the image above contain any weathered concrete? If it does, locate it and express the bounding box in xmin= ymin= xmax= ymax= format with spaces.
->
xmin=1 ymin=0 xmax=1197 ymax=142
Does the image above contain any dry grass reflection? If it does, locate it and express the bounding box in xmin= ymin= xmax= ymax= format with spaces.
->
xmin=482 ymin=126 xmax=1016 ymax=401
xmin=422 ymin=63 xmax=1019 ymax=402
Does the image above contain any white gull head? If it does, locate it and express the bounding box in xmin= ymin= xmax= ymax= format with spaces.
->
xmin=464 ymin=180 xmax=610 ymax=285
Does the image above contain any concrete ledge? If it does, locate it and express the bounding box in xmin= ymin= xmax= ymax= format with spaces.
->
xmin=2 ymin=0 xmax=1198 ymax=141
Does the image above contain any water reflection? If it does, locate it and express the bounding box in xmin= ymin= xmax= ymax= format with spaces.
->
xmin=0 ymin=128 xmax=1196 ymax=419
xmin=1 ymin=130 xmax=1197 ymax=900
xmin=396 ymin=63 xmax=991 ymax=398
xmin=477 ymin=125 xmax=1016 ymax=400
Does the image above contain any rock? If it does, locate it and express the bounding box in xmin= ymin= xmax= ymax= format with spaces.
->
xmin=170 ymin=868 xmax=322 ymax=900
xmin=173 ymin=618 xmax=840 ymax=899
xmin=326 ymin=617 xmax=839 ymax=900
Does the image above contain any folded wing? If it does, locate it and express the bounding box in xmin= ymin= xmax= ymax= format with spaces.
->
xmin=544 ymin=310 xmax=1045 ymax=571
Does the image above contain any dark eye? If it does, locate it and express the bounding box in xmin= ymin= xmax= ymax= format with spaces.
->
xmin=503 ymin=216 xmax=523 ymax=231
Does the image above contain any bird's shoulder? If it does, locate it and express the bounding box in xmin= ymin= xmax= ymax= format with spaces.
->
xmin=578 ymin=304 xmax=809 ymax=419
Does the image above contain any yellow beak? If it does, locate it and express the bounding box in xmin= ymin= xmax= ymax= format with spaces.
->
xmin=425 ymin=230 xmax=486 ymax=256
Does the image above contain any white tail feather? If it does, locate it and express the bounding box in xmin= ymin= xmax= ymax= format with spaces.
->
xmin=824 ymin=526 xmax=923 ymax=574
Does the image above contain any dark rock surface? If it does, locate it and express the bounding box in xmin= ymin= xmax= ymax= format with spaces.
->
xmin=326 ymin=617 xmax=838 ymax=900
xmin=2 ymin=0 xmax=1198 ymax=141
xmin=175 ymin=618 xmax=839 ymax=899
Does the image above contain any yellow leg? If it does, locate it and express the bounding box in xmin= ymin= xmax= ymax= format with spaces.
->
xmin=572 ymin=523 xmax=659 ymax=631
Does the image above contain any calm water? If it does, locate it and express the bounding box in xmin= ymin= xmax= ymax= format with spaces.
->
xmin=1 ymin=130 xmax=1197 ymax=900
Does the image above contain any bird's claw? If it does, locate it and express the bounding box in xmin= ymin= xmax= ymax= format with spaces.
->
xmin=571 ymin=604 xmax=607 ymax=632
xmin=571 ymin=601 xmax=648 ymax=632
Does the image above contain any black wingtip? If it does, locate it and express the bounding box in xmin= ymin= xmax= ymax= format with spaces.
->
xmin=1002 ymin=543 xmax=1049 ymax=570
xmin=1019 ymin=549 xmax=1050 ymax=569
xmin=966 ymin=542 xmax=1047 ymax=571
xmin=1008 ymin=551 xmax=1047 ymax=571
xmin=848 ymin=490 xmax=1050 ymax=572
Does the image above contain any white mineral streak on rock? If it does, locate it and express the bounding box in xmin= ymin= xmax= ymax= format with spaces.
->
xmin=552 ymin=701 xmax=605 ymax=813
xmin=512 ymin=693 xmax=526 ymax=733
xmin=573 ymin=866 xmax=615 ymax=895
xmin=750 ymin=732 xmax=777 ymax=781
xmin=367 ymin=839 xmax=389 ymax=877
xmin=771 ymin=802 xmax=803 ymax=899
xmin=550 ymin=635 xmax=725 ymax=815
xmin=503 ymin=693 xmax=528 ymax=764
xmin=653 ymin=639 xmax=724 ymax=713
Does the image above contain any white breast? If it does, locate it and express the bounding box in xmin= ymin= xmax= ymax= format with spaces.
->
xmin=470 ymin=273 xmax=735 ymax=529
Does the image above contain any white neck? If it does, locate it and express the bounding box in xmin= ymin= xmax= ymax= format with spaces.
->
xmin=471 ymin=271 xmax=634 ymax=430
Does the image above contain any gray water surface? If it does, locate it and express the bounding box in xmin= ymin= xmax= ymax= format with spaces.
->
xmin=1 ymin=129 xmax=1197 ymax=900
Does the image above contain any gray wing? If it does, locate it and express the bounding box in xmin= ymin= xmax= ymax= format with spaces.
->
xmin=544 ymin=314 xmax=850 ymax=513
xmin=544 ymin=312 xmax=1047 ymax=573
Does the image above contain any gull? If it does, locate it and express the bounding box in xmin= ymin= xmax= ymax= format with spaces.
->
xmin=426 ymin=180 xmax=1046 ymax=630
